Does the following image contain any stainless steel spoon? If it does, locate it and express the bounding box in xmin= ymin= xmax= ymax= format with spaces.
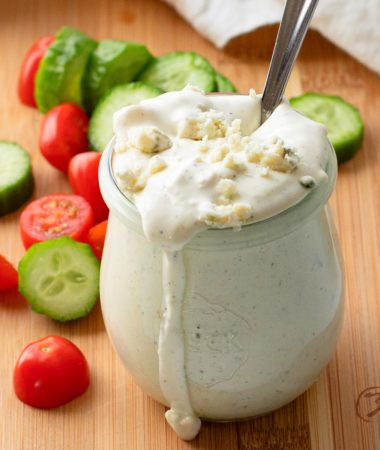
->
xmin=261 ymin=0 xmax=319 ymax=123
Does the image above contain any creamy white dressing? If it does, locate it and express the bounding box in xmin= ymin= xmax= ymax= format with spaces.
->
xmin=112 ymin=87 xmax=330 ymax=440
xmin=159 ymin=251 xmax=201 ymax=439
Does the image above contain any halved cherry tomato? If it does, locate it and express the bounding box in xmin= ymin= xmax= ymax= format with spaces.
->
xmin=39 ymin=103 xmax=89 ymax=172
xmin=18 ymin=36 xmax=55 ymax=107
xmin=0 ymin=255 xmax=18 ymax=291
xmin=14 ymin=335 xmax=90 ymax=408
xmin=87 ymin=220 xmax=108 ymax=259
xmin=68 ymin=152 xmax=108 ymax=222
xmin=19 ymin=194 xmax=94 ymax=249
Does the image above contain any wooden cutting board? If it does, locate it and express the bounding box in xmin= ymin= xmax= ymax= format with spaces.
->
xmin=1 ymin=0 xmax=380 ymax=449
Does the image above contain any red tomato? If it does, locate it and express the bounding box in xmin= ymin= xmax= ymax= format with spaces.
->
xmin=68 ymin=152 xmax=108 ymax=222
xmin=87 ymin=220 xmax=108 ymax=259
xmin=19 ymin=194 xmax=94 ymax=249
xmin=13 ymin=335 xmax=90 ymax=408
xmin=0 ymin=255 xmax=18 ymax=291
xmin=39 ymin=103 xmax=89 ymax=172
xmin=18 ymin=36 xmax=55 ymax=107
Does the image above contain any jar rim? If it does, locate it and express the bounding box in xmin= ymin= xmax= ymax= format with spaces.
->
xmin=99 ymin=137 xmax=337 ymax=250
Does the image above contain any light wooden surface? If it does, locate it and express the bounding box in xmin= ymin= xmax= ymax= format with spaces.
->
xmin=1 ymin=1 xmax=380 ymax=449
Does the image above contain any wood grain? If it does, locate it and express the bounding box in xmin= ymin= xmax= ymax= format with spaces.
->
xmin=1 ymin=1 xmax=380 ymax=449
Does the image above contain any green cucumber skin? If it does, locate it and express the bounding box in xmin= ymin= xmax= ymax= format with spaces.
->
xmin=83 ymin=40 xmax=153 ymax=112
xmin=333 ymin=132 xmax=364 ymax=164
xmin=214 ymin=72 xmax=237 ymax=93
xmin=35 ymin=26 xmax=97 ymax=113
xmin=0 ymin=141 xmax=34 ymax=216
xmin=290 ymin=92 xmax=364 ymax=164
xmin=18 ymin=237 xmax=100 ymax=322
xmin=333 ymin=97 xmax=364 ymax=163
xmin=88 ymin=82 xmax=162 ymax=151
xmin=138 ymin=51 xmax=216 ymax=92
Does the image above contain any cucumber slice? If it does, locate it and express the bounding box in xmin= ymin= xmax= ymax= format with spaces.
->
xmin=89 ymin=82 xmax=162 ymax=151
xmin=0 ymin=141 xmax=34 ymax=216
xmin=290 ymin=92 xmax=364 ymax=164
xmin=83 ymin=40 xmax=153 ymax=111
xmin=18 ymin=237 xmax=100 ymax=322
xmin=138 ymin=51 xmax=216 ymax=92
xmin=35 ymin=27 xmax=97 ymax=112
xmin=215 ymin=72 xmax=237 ymax=93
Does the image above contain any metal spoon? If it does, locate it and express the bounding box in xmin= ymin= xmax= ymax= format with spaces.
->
xmin=261 ymin=0 xmax=319 ymax=123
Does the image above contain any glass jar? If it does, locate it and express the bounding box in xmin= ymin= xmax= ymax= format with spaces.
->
xmin=99 ymin=138 xmax=343 ymax=420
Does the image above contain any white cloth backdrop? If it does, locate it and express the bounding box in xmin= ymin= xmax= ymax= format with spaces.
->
xmin=164 ymin=0 xmax=380 ymax=74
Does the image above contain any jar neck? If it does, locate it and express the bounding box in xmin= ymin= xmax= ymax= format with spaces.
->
xmin=99 ymin=137 xmax=337 ymax=250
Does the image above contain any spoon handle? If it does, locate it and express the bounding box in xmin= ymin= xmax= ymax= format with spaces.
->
xmin=261 ymin=0 xmax=319 ymax=122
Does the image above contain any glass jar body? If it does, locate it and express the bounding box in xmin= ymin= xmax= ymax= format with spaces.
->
xmin=100 ymin=204 xmax=343 ymax=420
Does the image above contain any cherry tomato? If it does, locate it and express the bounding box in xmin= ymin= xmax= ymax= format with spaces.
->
xmin=0 ymin=255 xmax=18 ymax=291
xmin=87 ymin=220 xmax=108 ymax=259
xmin=68 ymin=152 xmax=108 ymax=222
xmin=18 ymin=36 xmax=55 ymax=107
xmin=19 ymin=194 xmax=94 ymax=249
xmin=39 ymin=103 xmax=89 ymax=172
xmin=13 ymin=335 xmax=90 ymax=408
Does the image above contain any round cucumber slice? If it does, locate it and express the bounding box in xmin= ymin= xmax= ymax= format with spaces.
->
xmin=215 ymin=72 xmax=237 ymax=93
xmin=88 ymin=82 xmax=162 ymax=151
xmin=290 ymin=92 xmax=364 ymax=164
xmin=0 ymin=141 xmax=34 ymax=216
xmin=35 ymin=27 xmax=97 ymax=112
xmin=138 ymin=51 xmax=216 ymax=92
xmin=18 ymin=237 xmax=100 ymax=322
xmin=83 ymin=39 xmax=153 ymax=111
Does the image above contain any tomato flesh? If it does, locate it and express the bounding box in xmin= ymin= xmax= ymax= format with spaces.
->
xmin=19 ymin=194 xmax=94 ymax=249
xmin=39 ymin=103 xmax=89 ymax=172
xmin=68 ymin=152 xmax=108 ymax=223
xmin=87 ymin=220 xmax=108 ymax=259
xmin=0 ymin=255 xmax=18 ymax=291
xmin=18 ymin=36 xmax=55 ymax=107
xmin=13 ymin=336 xmax=90 ymax=408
